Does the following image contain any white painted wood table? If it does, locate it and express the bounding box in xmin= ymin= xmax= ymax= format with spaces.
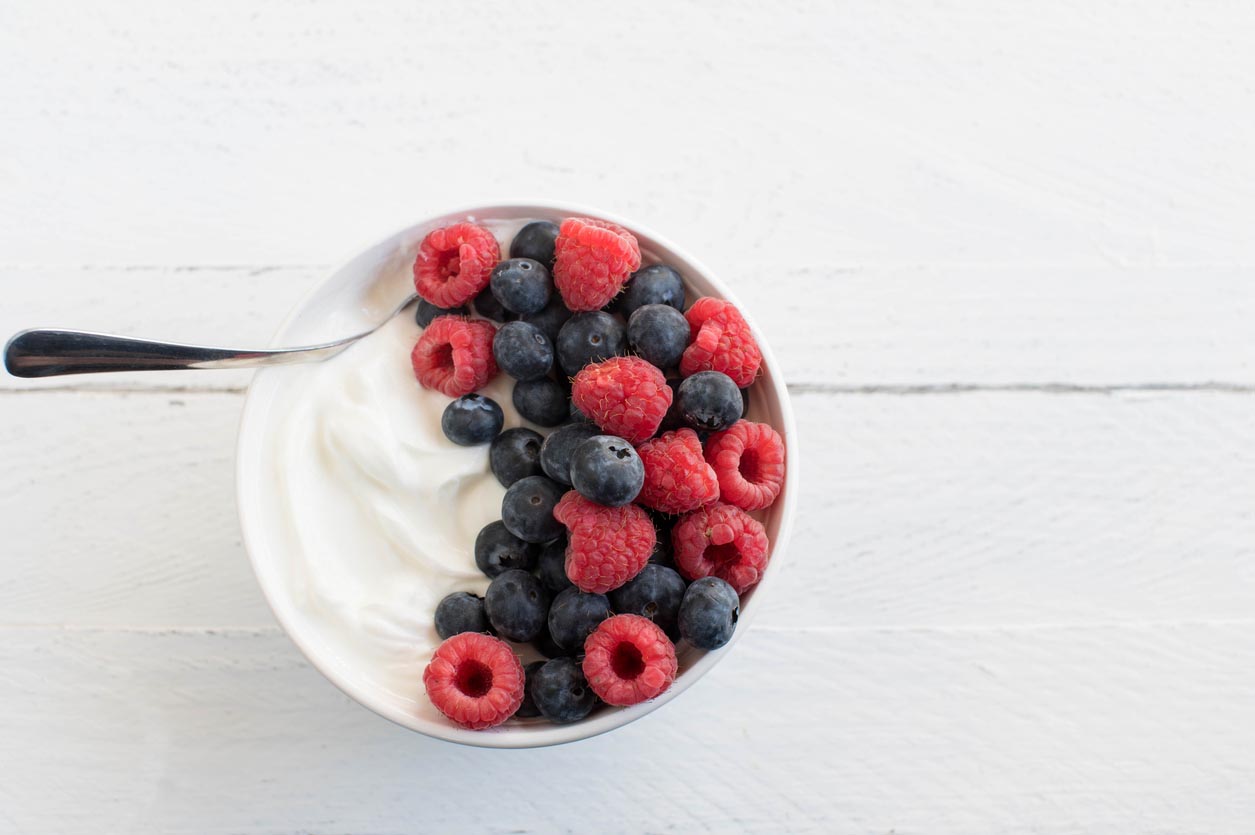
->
xmin=2 ymin=3 xmax=1254 ymax=833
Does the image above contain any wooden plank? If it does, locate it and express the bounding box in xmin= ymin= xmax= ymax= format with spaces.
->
xmin=3 ymin=264 xmax=1252 ymax=392
xmin=3 ymin=390 xmax=1253 ymax=630
xmin=0 ymin=391 xmax=274 ymax=627
xmin=741 ymin=263 xmax=1255 ymax=388
xmin=0 ymin=623 xmax=1251 ymax=833
xmin=762 ymin=388 xmax=1255 ymax=630
xmin=0 ymin=266 xmax=320 ymax=391
xmin=1 ymin=2 xmax=1254 ymax=269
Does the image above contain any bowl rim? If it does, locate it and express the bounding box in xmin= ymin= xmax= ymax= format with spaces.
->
xmin=236 ymin=200 xmax=799 ymax=749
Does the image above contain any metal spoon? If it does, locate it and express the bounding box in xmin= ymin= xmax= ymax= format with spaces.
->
xmin=4 ymin=294 xmax=419 ymax=378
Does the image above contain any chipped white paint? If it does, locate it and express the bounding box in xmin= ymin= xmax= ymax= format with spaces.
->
xmin=1 ymin=0 xmax=1254 ymax=832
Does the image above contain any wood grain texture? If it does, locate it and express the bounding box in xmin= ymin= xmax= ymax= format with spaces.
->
xmin=0 ymin=391 xmax=270 ymax=627
xmin=1 ymin=1 xmax=1254 ymax=268
xmin=4 ymin=389 xmax=1253 ymax=631
xmin=2 ymin=264 xmax=1252 ymax=392
xmin=2 ymin=0 xmax=1254 ymax=831
xmin=1 ymin=624 xmax=1252 ymax=834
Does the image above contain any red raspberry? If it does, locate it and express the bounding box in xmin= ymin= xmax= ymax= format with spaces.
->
xmin=704 ymin=421 xmax=786 ymax=511
xmin=554 ymin=491 xmax=655 ymax=594
xmin=636 ymin=428 xmax=720 ymax=514
xmin=422 ymin=632 xmax=525 ymax=730
xmin=679 ymin=297 xmax=763 ymax=387
xmin=570 ymin=356 xmax=672 ymax=445
xmin=552 ymin=217 xmax=642 ymax=311
xmin=413 ymin=222 xmax=501 ymax=308
xmin=410 ymin=315 xmax=498 ymax=397
xmin=672 ymin=502 xmax=770 ymax=595
xmin=582 ymin=614 xmax=677 ymax=706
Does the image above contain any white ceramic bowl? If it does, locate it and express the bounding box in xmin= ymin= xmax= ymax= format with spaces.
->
xmin=237 ymin=202 xmax=798 ymax=748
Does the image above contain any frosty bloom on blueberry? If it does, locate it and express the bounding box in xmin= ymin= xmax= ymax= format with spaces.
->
xmin=489 ymin=427 xmax=544 ymax=488
xmin=530 ymin=657 xmax=599 ymax=724
xmin=403 ymin=214 xmax=786 ymax=731
xmin=492 ymin=320 xmax=554 ymax=381
xmin=441 ymin=393 xmax=504 ymax=446
xmin=556 ymin=311 xmax=627 ymax=376
xmin=474 ymin=520 xmax=537 ymax=577
xmin=569 ymin=434 xmax=645 ymax=507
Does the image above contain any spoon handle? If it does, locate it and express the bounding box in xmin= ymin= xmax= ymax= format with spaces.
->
xmin=3 ymin=328 xmax=349 ymax=378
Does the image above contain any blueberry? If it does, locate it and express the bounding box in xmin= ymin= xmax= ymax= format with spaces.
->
xmin=472 ymin=286 xmax=515 ymax=323
xmin=513 ymin=378 xmax=569 ymax=427
xmin=510 ymin=220 xmax=560 ymax=266
xmin=610 ymin=564 xmax=687 ymax=640
xmin=536 ymin=536 xmax=573 ymax=593
xmin=490 ymin=258 xmax=553 ymax=316
xmin=648 ymin=542 xmax=675 ymax=569
xmin=628 ymin=304 xmax=689 ymax=370
xmin=570 ymin=435 xmax=644 ymax=507
xmin=517 ymin=660 xmax=547 ymax=718
xmin=657 ymin=379 xmax=684 ymax=431
xmin=534 ymin=624 xmax=570 ymax=658
xmin=474 ymin=520 xmax=538 ymax=577
xmin=539 ymin=422 xmax=601 ymax=486
xmin=676 ymin=371 xmax=741 ymax=432
xmin=441 ymin=394 xmax=504 ymax=446
xmin=678 ymin=576 xmax=739 ymax=650
xmin=484 ymin=569 xmax=551 ymax=642
xmin=493 ymin=321 xmax=554 ymax=381
xmin=619 ymin=265 xmax=685 ymax=317
xmin=548 ymin=587 xmax=612 ymax=651
xmin=521 ymin=294 xmax=573 ymax=343
xmin=530 ymin=657 xmax=598 ymax=723
xmin=556 ymin=311 xmax=627 ymax=376
xmin=569 ymin=399 xmax=591 ymax=423
xmin=433 ymin=591 xmax=489 ymax=639
xmin=501 ymin=475 xmax=565 ymax=543
xmin=647 ymin=512 xmax=676 ymax=568
xmin=489 ymin=427 xmax=544 ymax=487
xmin=415 ymin=300 xmax=468 ymax=328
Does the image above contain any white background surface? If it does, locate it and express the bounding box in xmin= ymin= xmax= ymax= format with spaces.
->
xmin=2 ymin=2 xmax=1254 ymax=833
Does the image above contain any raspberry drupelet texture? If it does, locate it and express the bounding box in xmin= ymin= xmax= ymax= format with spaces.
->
xmin=582 ymin=614 xmax=678 ymax=706
xmin=552 ymin=217 xmax=642 ymax=311
xmin=410 ymin=315 xmax=498 ymax=397
xmin=636 ymin=428 xmax=720 ymax=514
xmin=704 ymin=421 xmax=786 ymax=511
xmin=679 ymin=297 xmax=763 ymax=388
xmin=672 ymin=502 xmax=770 ymax=595
xmin=422 ymin=632 xmax=525 ymax=730
xmin=413 ymin=222 xmax=502 ymax=308
xmin=570 ymin=356 xmax=672 ymax=445
xmin=554 ymin=491 xmax=656 ymax=594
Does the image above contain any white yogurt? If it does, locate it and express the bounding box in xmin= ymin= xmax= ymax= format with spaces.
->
xmin=255 ymin=217 xmax=665 ymax=707
xmin=262 ymin=296 xmax=530 ymax=701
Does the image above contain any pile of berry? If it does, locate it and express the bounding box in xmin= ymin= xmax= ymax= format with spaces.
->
xmin=410 ymin=217 xmax=786 ymax=730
